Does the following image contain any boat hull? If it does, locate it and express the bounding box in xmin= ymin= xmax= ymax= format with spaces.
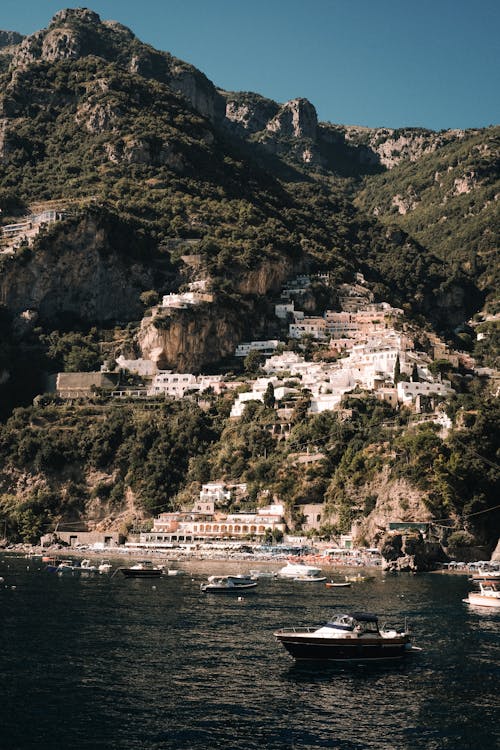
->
xmin=275 ymin=633 xmax=410 ymax=662
xmin=120 ymin=568 xmax=162 ymax=578
xmin=464 ymin=595 xmax=500 ymax=608
xmin=201 ymin=582 xmax=257 ymax=593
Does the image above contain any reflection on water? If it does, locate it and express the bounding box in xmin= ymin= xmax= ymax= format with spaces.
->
xmin=0 ymin=556 xmax=499 ymax=750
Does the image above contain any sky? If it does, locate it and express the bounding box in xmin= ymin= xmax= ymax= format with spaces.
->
xmin=2 ymin=0 xmax=499 ymax=130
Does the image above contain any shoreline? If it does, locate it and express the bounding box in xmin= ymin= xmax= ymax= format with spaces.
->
xmin=1 ymin=542 xmax=384 ymax=570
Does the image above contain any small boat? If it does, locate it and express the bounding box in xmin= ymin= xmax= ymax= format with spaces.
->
xmin=98 ymin=560 xmax=113 ymax=574
xmin=463 ymin=580 xmax=500 ymax=608
xmin=54 ymin=560 xmax=80 ymax=575
xmin=325 ymin=581 xmax=351 ymax=588
xmin=278 ymin=563 xmax=323 ymax=579
xmin=200 ymin=575 xmax=257 ymax=593
xmin=119 ymin=561 xmax=163 ymax=578
xmin=274 ymin=612 xmax=415 ymax=663
xmin=345 ymin=574 xmax=368 ymax=583
xmin=167 ymin=568 xmax=184 ymax=576
xmin=293 ymin=575 xmax=327 ymax=583
xmin=79 ymin=559 xmax=99 ymax=574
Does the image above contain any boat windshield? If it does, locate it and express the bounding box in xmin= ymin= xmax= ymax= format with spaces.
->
xmin=326 ymin=613 xmax=380 ymax=633
xmin=325 ymin=615 xmax=356 ymax=631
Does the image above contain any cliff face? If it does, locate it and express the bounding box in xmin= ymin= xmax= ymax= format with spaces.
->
xmin=0 ymin=215 xmax=155 ymax=325
xmin=138 ymin=306 xmax=243 ymax=371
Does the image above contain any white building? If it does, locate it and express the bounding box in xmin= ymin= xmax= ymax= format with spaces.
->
xmin=235 ymin=340 xmax=281 ymax=357
xmin=143 ymin=500 xmax=285 ymax=544
xmin=148 ymin=371 xmax=199 ymax=397
xmin=289 ymin=317 xmax=327 ymax=340
xmin=115 ymin=356 xmax=158 ymax=377
xmin=275 ymin=301 xmax=295 ymax=319
xmin=161 ymin=291 xmax=213 ymax=309
xmin=397 ymin=380 xmax=454 ymax=406
xmin=147 ymin=372 xmax=226 ymax=398
xmin=263 ymin=351 xmax=308 ymax=375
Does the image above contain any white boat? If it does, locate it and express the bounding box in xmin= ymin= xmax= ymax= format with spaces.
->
xmin=79 ymin=559 xmax=99 ymax=574
xmin=167 ymin=569 xmax=184 ymax=576
xmin=98 ymin=560 xmax=112 ymax=574
xmin=463 ymin=580 xmax=500 ymax=608
xmin=278 ymin=562 xmax=323 ymax=579
xmin=200 ymin=575 xmax=257 ymax=593
xmin=293 ymin=574 xmax=327 ymax=583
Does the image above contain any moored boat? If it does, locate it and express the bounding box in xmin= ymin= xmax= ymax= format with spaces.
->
xmin=274 ymin=612 xmax=415 ymax=662
xmin=463 ymin=580 xmax=500 ymax=608
xmin=98 ymin=560 xmax=112 ymax=574
xmin=119 ymin=561 xmax=163 ymax=578
xmin=79 ymin=559 xmax=99 ymax=574
xmin=325 ymin=581 xmax=351 ymax=588
xmin=200 ymin=575 xmax=257 ymax=593
xmin=278 ymin=562 xmax=323 ymax=579
xmin=293 ymin=574 xmax=327 ymax=582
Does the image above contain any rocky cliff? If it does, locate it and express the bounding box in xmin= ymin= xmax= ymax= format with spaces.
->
xmin=0 ymin=214 xmax=156 ymax=326
xmin=138 ymin=305 xmax=243 ymax=371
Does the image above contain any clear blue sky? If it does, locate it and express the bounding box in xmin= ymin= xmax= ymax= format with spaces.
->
xmin=2 ymin=0 xmax=499 ymax=130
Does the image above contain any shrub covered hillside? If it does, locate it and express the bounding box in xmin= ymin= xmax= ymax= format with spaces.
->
xmin=355 ymin=127 xmax=500 ymax=313
xmin=0 ymin=385 xmax=498 ymax=550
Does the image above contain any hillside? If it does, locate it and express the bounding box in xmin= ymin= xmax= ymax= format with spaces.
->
xmin=0 ymin=8 xmax=498 ymax=554
xmin=355 ymin=127 xmax=500 ymax=312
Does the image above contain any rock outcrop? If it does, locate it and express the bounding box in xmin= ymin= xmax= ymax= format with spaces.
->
xmin=380 ymin=531 xmax=446 ymax=572
xmin=266 ymin=98 xmax=318 ymax=140
xmin=0 ymin=215 xmax=155 ymax=325
xmin=138 ymin=306 xmax=243 ymax=371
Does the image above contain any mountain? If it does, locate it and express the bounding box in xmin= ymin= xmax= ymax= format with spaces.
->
xmin=0 ymin=9 xmax=498 ymax=552
xmin=0 ymin=8 xmax=495 ymax=345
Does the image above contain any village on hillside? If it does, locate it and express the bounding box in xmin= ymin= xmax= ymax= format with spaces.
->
xmin=44 ymin=270 xmax=491 ymax=551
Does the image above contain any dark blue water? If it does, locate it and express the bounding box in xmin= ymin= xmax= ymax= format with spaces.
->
xmin=1 ymin=556 xmax=499 ymax=750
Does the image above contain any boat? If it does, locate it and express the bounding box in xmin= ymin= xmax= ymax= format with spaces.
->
xmin=345 ymin=573 xmax=369 ymax=583
xmin=274 ymin=611 xmax=415 ymax=662
xmin=167 ymin=568 xmax=184 ymax=576
xmin=249 ymin=569 xmax=278 ymax=579
xmin=463 ymin=580 xmax=500 ymax=608
xmin=53 ymin=559 xmax=79 ymax=575
xmin=119 ymin=561 xmax=163 ymax=578
xmin=325 ymin=581 xmax=351 ymax=588
xmin=98 ymin=560 xmax=112 ymax=574
xmin=200 ymin=575 xmax=258 ymax=593
xmin=293 ymin=574 xmax=327 ymax=582
xmin=278 ymin=562 xmax=323 ymax=579
xmin=79 ymin=559 xmax=99 ymax=574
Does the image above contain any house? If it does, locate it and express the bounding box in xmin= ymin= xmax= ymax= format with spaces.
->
xmin=234 ymin=340 xmax=281 ymax=357
xmin=56 ymin=372 xmax=119 ymax=399
xmin=138 ymin=499 xmax=285 ymax=545
xmin=289 ymin=317 xmax=327 ymax=340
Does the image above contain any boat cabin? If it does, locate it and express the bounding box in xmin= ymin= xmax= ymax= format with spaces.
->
xmin=326 ymin=612 xmax=380 ymax=635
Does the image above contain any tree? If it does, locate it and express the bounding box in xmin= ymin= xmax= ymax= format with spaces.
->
xmin=243 ymin=349 xmax=263 ymax=374
xmin=263 ymin=382 xmax=275 ymax=409
xmin=140 ymin=290 xmax=160 ymax=308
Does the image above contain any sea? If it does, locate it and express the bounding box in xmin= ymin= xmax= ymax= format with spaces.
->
xmin=0 ymin=555 xmax=499 ymax=750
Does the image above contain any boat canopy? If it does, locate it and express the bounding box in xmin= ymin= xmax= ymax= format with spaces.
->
xmin=349 ymin=612 xmax=379 ymax=622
